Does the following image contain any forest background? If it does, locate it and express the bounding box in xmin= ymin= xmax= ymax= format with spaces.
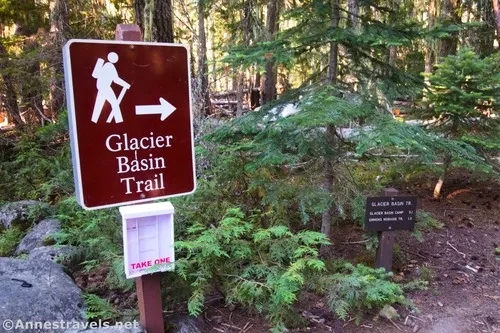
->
xmin=0 ymin=0 xmax=499 ymax=332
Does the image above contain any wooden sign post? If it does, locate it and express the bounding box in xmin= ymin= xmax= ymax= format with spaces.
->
xmin=376 ymin=188 xmax=398 ymax=271
xmin=116 ymin=24 xmax=164 ymax=333
xmin=364 ymin=188 xmax=417 ymax=272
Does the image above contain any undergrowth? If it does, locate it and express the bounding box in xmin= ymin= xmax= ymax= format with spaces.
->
xmin=176 ymin=208 xmax=329 ymax=332
xmin=83 ymin=293 xmax=119 ymax=321
xmin=0 ymin=113 xmax=72 ymax=203
xmin=0 ymin=227 xmax=24 ymax=256
xmin=313 ymin=263 xmax=414 ymax=324
xmin=54 ymin=197 xmax=133 ymax=290
xmin=0 ymin=110 xmax=460 ymax=332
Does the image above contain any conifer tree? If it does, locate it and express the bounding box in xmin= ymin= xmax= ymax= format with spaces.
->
xmin=49 ymin=0 xmax=68 ymax=117
xmin=197 ymin=0 xmax=211 ymax=115
xmin=214 ymin=0 xmax=495 ymax=242
xmin=421 ymin=49 xmax=500 ymax=197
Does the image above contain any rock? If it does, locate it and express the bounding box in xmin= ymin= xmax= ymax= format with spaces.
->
xmin=452 ymin=276 xmax=467 ymax=285
xmin=127 ymin=292 xmax=137 ymax=303
xmin=393 ymin=275 xmax=404 ymax=283
xmin=0 ymin=258 xmax=85 ymax=331
xmin=314 ymin=301 xmax=324 ymax=309
xmin=413 ymin=324 xmax=420 ymax=332
xmin=0 ymin=200 xmax=39 ymax=230
xmin=28 ymin=245 xmax=77 ymax=263
xmin=168 ymin=315 xmax=205 ymax=333
xmin=64 ymin=323 xmax=144 ymax=333
xmin=410 ymin=260 xmax=418 ymax=264
xmin=15 ymin=219 xmax=61 ymax=255
xmin=379 ymin=305 xmax=399 ymax=320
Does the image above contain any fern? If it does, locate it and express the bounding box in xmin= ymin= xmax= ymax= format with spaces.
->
xmin=324 ymin=263 xmax=409 ymax=322
xmin=412 ymin=210 xmax=444 ymax=242
xmin=0 ymin=227 xmax=24 ymax=256
xmin=53 ymin=197 xmax=125 ymax=290
xmin=83 ymin=294 xmax=118 ymax=321
xmin=176 ymin=208 xmax=329 ymax=330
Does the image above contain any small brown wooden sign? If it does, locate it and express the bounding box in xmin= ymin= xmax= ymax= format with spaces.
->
xmin=63 ymin=39 xmax=195 ymax=209
xmin=365 ymin=196 xmax=417 ymax=232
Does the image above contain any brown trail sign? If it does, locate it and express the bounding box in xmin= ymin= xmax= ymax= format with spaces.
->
xmin=365 ymin=195 xmax=417 ymax=232
xmin=365 ymin=188 xmax=417 ymax=271
xmin=63 ymin=37 xmax=195 ymax=209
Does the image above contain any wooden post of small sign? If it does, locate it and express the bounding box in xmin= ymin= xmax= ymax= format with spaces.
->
xmin=115 ymin=24 xmax=165 ymax=333
xmin=375 ymin=188 xmax=399 ymax=272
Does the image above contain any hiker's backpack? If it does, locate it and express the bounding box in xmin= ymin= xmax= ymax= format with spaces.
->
xmin=92 ymin=58 xmax=105 ymax=79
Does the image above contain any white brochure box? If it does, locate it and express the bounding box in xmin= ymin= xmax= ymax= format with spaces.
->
xmin=120 ymin=201 xmax=175 ymax=279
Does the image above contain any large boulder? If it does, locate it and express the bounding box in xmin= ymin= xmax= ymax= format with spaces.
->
xmin=15 ymin=219 xmax=61 ymax=255
xmin=29 ymin=245 xmax=77 ymax=263
xmin=0 ymin=200 xmax=39 ymax=230
xmin=0 ymin=258 xmax=85 ymax=331
xmin=167 ymin=315 xmax=205 ymax=333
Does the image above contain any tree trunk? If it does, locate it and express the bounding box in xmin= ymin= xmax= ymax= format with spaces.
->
xmin=143 ymin=0 xmax=154 ymax=41
xmin=433 ymin=154 xmax=451 ymax=198
xmin=476 ymin=0 xmax=495 ymax=56
xmin=236 ymin=73 xmax=245 ymax=117
xmin=348 ymin=0 xmax=359 ymax=31
xmin=388 ymin=0 xmax=398 ymax=76
xmin=153 ymin=0 xmax=174 ymax=42
xmin=389 ymin=47 xmax=397 ymax=67
xmin=49 ymin=0 xmax=69 ymax=118
xmin=197 ymin=0 xmax=210 ymax=115
xmin=134 ymin=0 xmax=145 ymax=37
xmin=424 ymin=0 xmax=437 ymax=88
xmin=320 ymin=0 xmax=340 ymax=257
xmin=251 ymin=70 xmax=261 ymax=109
xmin=21 ymin=39 xmax=47 ymax=125
xmin=0 ymin=42 xmax=23 ymax=126
xmin=236 ymin=0 xmax=252 ymax=117
xmin=493 ymin=0 xmax=500 ymax=46
xmin=262 ymin=0 xmax=278 ymax=104
xmin=211 ymin=22 xmax=217 ymax=90
xmin=439 ymin=0 xmax=461 ymax=58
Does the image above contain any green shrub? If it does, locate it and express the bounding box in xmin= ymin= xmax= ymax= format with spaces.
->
xmin=0 ymin=121 xmax=73 ymax=202
xmin=402 ymin=279 xmax=429 ymax=292
xmin=83 ymin=294 xmax=119 ymax=321
xmin=176 ymin=208 xmax=329 ymax=332
xmin=412 ymin=210 xmax=444 ymax=242
xmin=0 ymin=227 xmax=25 ymax=256
xmin=324 ymin=263 xmax=409 ymax=323
xmin=53 ymin=197 xmax=130 ymax=289
xmin=425 ymin=49 xmax=500 ymax=144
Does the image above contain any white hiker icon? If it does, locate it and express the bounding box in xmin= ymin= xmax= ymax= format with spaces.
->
xmin=91 ymin=52 xmax=130 ymax=124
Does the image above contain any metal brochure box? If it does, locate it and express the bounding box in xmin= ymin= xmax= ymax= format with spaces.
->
xmin=120 ymin=202 xmax=175 ymax=279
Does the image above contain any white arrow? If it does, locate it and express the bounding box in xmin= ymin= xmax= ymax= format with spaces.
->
xmin=135 ymin=98 xmax=176 ymax=121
